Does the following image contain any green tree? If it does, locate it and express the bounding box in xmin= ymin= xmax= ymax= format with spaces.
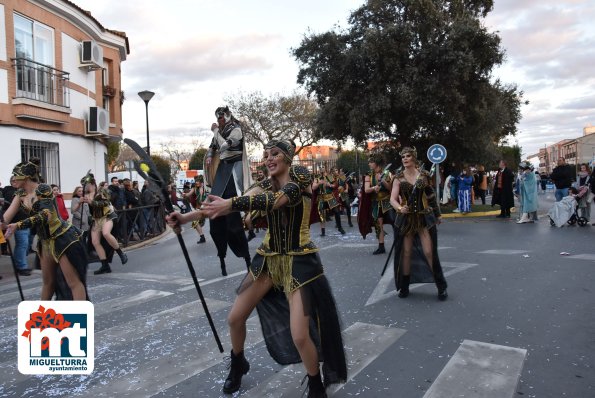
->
xmin=106 ymin=141 xmax=121 ymax=172
xmin=189 ymin=148 xmax=208 ymax=170
xmin=225 ymin=90 xmax=320 ymax=155
xmin=151 ymin=155 xmax=172 ymax=184
xmin=293 ymin=0 xmax=526 ymax=163
xmin=498 ymin=144 xmax=521 ymax=171
xmin=337 ymin=150 xmax=369 ymax=177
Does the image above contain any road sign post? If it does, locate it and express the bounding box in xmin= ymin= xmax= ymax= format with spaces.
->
xmin=427 ymin=144 xmax=447 ymax=211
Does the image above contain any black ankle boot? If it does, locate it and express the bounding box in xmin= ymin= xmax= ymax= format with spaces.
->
xmin=372 ymin=243 xmax=385 ymax=255
xmin=398 ymin=275 xmax=410 ymax=298
xmin=94 ymin=260 xmax=111 ymax=275
xmin=334 ymin=213 xmax=345 ymax=234
xmin=219 ymin=257 xmax=227 ymax=276
xmin=437 ymin=282 xmax=448 ymax=301
xmin=197 ymin=235 xmax=206 ymax=244
xmin=116 ymin=249 xmax=128 ymax=265
xmin=222 ymin=350 xmax=250 ymax=394
xmin=306 ymin=372 xmax=327 ymax=398
xmin=320 ymin=228 xmax=325 ymax=237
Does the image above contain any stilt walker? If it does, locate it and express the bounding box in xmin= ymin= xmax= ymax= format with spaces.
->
xmin=204 ymin=106 xmax=252 ymax=276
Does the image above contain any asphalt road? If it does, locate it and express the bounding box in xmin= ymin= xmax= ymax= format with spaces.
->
xmin=0 ymin=198 xmax=593 ymax=397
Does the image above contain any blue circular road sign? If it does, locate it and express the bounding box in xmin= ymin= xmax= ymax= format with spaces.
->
xmin=427 ymin=144 xmax=447 ymax=164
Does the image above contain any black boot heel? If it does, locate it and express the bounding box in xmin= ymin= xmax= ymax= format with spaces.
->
xmin=223 ymin=350 xmax=250 ymax=394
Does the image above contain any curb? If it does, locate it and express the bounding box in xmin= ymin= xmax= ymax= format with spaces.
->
xmin=442 ymin=210 xmax=502 ymax=219
xmin=121 ymin=228 xmax=172 ymax=251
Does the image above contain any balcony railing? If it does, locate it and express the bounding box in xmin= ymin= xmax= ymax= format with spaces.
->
xmin=12 ymin=58 xmax=70 ymax=108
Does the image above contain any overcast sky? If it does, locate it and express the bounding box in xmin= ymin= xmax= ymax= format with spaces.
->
xmin=73 ymin=0 xmax=595 ymax=158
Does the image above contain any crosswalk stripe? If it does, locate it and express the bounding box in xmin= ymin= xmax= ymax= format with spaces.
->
xmin=365 ymin=261 xmax=478 ymax=306
xmin=566 ymin=254 xmax=595 ymax=261
xmin=0 ymin=276 xmax=43 ymax=293
xmin=83 ymin=317 xmax=263 ymax=397
xmin=476 ymin=249 xmax=529 ymax=255
xmin=423 ymin=340 xmax=527 ymax=398
xmin=0 ymin=284 xmax=126 ymax=319
xmin=94 ymin=272 xmax=202 ymax=285
xmin=176 ymin=270 xmax=247 ymax=292
xmin=95 ymin=289 xmax=173 ymax=316
xmin=244 ymin=322 xmax=406 ymax=397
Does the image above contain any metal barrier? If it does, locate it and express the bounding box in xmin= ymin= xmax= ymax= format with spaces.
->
xmin=114 ymin=203 xmax=167 ymax=247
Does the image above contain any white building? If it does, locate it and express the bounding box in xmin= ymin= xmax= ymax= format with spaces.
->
xmin=0 ymin=0 xmax=129 ymax=196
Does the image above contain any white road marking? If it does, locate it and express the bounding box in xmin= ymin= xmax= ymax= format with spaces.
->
xmin=176 ymin=270 xmax=247 ymax=291
xmin=565 ymin=254 xmax=595 ymax=261
xmin=95 ymin=289 xmax=173 ymax=316
xmin=244 ymin=322 xmax=406 ymax=397
xmin=365 ymin=262 xmax=478 ymax=306
xmin=423 ymin=340 xmax=527 ymax=398
xmin=476 ymin=249 xmax=529 ymax=255
xmin=96 ymin=272 xmax=201 ymax=285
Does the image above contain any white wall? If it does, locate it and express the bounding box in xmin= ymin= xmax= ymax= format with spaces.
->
xmin=70 ymin=89 xmax=95 ymax=121
xmin=61 ymin=32 xmax=95 ymax=95
xmin=0 ymin=126 xmax=107 ymax=192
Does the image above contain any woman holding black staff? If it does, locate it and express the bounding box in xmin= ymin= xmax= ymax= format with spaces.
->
xmin=389 ymin=147 xmax=448 ymax=300
xmin=168 ymin=140 xmax=346 ymax=397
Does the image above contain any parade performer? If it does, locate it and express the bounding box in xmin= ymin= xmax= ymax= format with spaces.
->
xmin=0 ymin=159 xmax=40 ymax=277
xmin=516 ymin=161 xmax=538 ymax=224
xmin=337 ymin=168 xmax=354 ymax=227
xmin=169 ymin=140 xmax=347 ymax=397
xmin=205 ymin=106 xmax=252 ymax=276
xmin=456 ymin=168 xmax=474 ymax=214
xmin=311 ymin=169 xmax=345 ymax=236
xmin=363 ymin=155 xmax=393 ymax=254
xmin=189 ymin=175 xmax=208 ymax=244
xmin=389 ymin=147 xmax=448 ymax=300
xmin=244 ymin=165 xmax=268 ymax=241
xmin=5 ymin=184 xmax=88 ymax=300
xmin=82 ymin=173 xmax=128 ymax=275
xmin=492 ymin=159 xmax=515 ymax=218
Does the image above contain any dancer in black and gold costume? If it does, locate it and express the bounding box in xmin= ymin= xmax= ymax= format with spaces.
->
xmin=82 ymin=173 xmax=128 ymax=275
xmin=168 ymin=140 xmax=346 ymax=397
xmin=364 ymin=155 xmax=393 ymax=254
xmin=311 ymin=169 xmax=345 ymax=236
xmin=5 ymin=184 xmax=88 ymax=300
xmin=336 ymin=168 xmax=354 ymax=227
xmin=244 ymin=166 xmax=268 ymax=241
xmin=390 ymin=147 xmax=448 ymax=300
xmin=188 ymin=175 xmax=208 ymax=244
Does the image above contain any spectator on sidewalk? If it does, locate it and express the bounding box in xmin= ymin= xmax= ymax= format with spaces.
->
xmin=576 ymin=163 xmax=591 ymax=222
xmin=108 ymin=177 xmax=126 ymax=210
xmin=550 ymin=157 xmax=575 ymax=202
xmin=492 ymin=160 xmax=514 ymax=218
xmin=475 ymin=165 xmax=488 ymax=205
xmin=70 ymin=186 xmax=90 ymax=233
xmin=454 ymin=167 xmax=473 ymax=213
xmin=51 ymin=184 xmax=69 ymax=220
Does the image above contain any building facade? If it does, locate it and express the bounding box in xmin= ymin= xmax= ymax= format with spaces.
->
xmin=537 ymin=127 xmax=595 ymax=174
xmin=0 ymin=0 xmax=128 ymax=194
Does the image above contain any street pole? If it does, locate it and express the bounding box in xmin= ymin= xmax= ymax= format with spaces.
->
xmin=138 ymin=90 xmax=155 ymax=156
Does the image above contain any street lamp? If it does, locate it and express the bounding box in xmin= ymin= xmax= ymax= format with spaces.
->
xmin=138 ymin=90 xmax=155 ymax=156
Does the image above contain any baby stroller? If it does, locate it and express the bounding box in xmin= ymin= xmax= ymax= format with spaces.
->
xmin=548 ymin=195 xmax=588 ymax=227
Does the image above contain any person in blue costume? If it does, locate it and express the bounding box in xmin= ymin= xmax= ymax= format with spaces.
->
xmin=516 ymin=161 xmax=538 ymax=223
xmin=168 ymin=140 xmax=346 ymax=398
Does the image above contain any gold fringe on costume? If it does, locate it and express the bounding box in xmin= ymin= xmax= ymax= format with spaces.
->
xmin=262 ymin=254 xmax=300 ymax=293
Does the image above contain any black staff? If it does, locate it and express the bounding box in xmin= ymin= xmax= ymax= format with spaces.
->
xmin=124 ymin=138 xmax=224 ymax=353
xmin=6 ymin=239 xmax=25 ymax=301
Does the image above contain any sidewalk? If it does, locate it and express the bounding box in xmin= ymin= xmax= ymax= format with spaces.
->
xmin=442 ymin=190 xmax=558 ymax=219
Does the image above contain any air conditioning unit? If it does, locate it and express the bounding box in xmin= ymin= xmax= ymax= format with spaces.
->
xmin=88 ymin=106 xmax=109 ymax=135
xmin=80 ymin=40 xmax=103 ymax=69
